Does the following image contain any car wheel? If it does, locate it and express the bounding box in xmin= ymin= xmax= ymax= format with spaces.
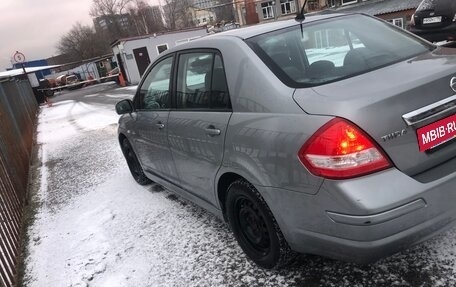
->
xmin=225 ymin=179 xmax=294 ymax=269
xmin=121 ymin=138 xmax=152 ymax=185
xmin=44 ymin=90 xmax=54 ymax=97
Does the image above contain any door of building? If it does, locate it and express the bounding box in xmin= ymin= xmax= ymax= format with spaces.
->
xmin=133 ymin=47 xmax=151 ymax=77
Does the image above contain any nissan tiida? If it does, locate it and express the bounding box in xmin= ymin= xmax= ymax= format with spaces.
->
xmin=116 ymin=13 xmax=456 ymax=268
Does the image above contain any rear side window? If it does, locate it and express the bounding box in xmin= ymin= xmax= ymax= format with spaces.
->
xmin=246 ymin=14 xmax=433 ymax=88
xmin=177 ymin=53 xmax=213 ymax=109
xmin=211 ymin=55 xmax=231 ymax=109
xmin=176 ymin=52 xmax=231 ymax=110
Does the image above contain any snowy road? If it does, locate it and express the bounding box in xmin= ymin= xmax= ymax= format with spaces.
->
xmin=23 ymin=83 xmax=456 ymax=287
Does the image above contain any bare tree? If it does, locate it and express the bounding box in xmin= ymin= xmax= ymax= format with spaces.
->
xmin=162 ymin=0 xmax=194 ymax=30
xmin=91 ymin=0 xmax=135 ymax=41
xmin=128 ymin=0 xmax=164 ymax=35
xmin=89 ymin=0 xmax=132 ymax=17
xmin=214 ymin=0 xmax=235 ymax=22
xmin=57 ymin=23 xmax=109 ymax=62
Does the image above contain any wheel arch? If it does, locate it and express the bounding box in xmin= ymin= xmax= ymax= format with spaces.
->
xmin=220 ymin=173 xmax=295 ymax=268
xmin=217 ymin=172 xmax=245 ymax=219
xmin=118 ymin=132 xmax=128 ymax=146
xmin=216 ymin=170 xmax=291 ymax=242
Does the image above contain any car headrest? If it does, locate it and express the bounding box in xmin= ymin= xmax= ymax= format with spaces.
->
xmin=308 ymin=60 xmax=335 ymax=79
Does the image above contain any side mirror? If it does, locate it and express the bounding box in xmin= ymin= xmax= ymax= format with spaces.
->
xmin=115 ymin=99 xmax=134 ymax=115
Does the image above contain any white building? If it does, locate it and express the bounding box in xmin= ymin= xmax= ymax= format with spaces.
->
xmin=189 ymin=7 xmax=217 ymax=26
xmin=111 ymin=27 xmax=208 ymax=84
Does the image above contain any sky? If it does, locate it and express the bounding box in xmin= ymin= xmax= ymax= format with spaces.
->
xmin=0 ymin=0 xmax=158 ymax=71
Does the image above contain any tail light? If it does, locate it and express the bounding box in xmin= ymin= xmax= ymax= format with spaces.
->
xmin=298 ymin=118 xmax=392 ymax=179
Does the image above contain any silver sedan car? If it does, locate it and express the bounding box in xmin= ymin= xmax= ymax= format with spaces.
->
xmin=116 ymin=13 xmax=456 ymax=269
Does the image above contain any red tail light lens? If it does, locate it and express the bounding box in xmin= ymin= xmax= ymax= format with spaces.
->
xmin=298 ymin=118 xmax=392 ymax=179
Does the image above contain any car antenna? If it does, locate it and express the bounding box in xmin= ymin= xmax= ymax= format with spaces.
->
xmin=295 ymin=0 xmax=309 ymax=38
xmin=295 ymin=0 xmax=309 ymax=21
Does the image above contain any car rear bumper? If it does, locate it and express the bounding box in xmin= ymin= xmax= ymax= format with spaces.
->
xmin=289 ymin=210 xmax=456 ymax=264
xmin=259 ymin=165 xmax=456 ymax=263
xmin=410 ymin=23 xmax=456 ymax=42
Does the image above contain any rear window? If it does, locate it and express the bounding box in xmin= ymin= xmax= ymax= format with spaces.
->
xmin=417 ymin=0 xmax=454 ymax=11
xmin=246 ymin=14 xmax=434 ymax=88
xmin=417 ymin=0 xmax=438 ymax=10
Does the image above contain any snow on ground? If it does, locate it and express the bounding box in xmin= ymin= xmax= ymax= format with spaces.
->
xmin=23 ymin=84 xmax=456 ymax=287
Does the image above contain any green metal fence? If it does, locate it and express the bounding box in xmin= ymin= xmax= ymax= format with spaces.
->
xmin=0 ymin=78 xmax=37 ymax=287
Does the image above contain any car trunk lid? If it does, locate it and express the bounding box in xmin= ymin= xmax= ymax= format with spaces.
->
xmin=293 ymin=47 xmax=456 ymax=177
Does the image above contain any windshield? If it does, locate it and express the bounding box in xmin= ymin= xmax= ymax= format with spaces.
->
xmin=246 ymin=14 xmax=434 ymax=88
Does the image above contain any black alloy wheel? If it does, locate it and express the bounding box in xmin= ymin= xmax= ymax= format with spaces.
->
xmin=225 ymin=179 xmax=294 ymax=269
xmin=121 ymin=138 xmax=151 ymax=185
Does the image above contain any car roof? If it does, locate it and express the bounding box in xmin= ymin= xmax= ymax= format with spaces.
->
xmin=207 ymin=13 xmax=347 ymax=40
xmin=158 ymin=13 xmax=355 ymax=58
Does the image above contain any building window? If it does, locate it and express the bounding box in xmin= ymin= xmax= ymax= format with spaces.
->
xmin=261 ymin=2 xmax=275 ymax=19
xmin=280 ymin=0 xmax=296 ymax=15
xmin=341 ymin=0 xmax=357 ymax=5
xmin=307 ymin=0 xmax=319 ymax=11
xmin=327 ymin=0 xmax=337 ymax=7
xmin=99 ymin=19 xmax=107 ymax=27
xmin=156 ymin=44 xmax=169 ymax=54
xmin=387 ymin=18 xmax=404 ymax=29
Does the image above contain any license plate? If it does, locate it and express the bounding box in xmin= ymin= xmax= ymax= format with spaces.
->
xmin=423 ymin=16 xmax=442 ymax=24
xmin=417 ymin=114 xmax=456 ymax=152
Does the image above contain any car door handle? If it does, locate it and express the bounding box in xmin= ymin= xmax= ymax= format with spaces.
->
xmin=156 ymin=123 xmax=165 ymax=129
xmin=205 ymin=126 xmax=221 ymax=136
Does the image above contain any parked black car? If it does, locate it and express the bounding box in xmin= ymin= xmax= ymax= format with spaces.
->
xmin=410 ymin=0 xmax=456 ymax=42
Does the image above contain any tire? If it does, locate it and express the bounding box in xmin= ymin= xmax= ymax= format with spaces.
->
xmin=121 ymin=138 xmax=152 ymax=185
xmin=44 ymin=89 xmax=54 ymax=97
xmin=225 ymin=179 xmax=295 ymax=269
